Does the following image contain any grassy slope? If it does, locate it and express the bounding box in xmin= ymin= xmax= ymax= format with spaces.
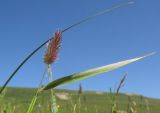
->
xmin=0 ymin=87 xmax=160 ymax=113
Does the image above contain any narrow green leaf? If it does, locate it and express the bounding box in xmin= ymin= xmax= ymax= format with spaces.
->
xmin=27 ymin=92 xmax=38 ymax=113
xmin=43 ymin=53 xmax=154 ymax=90
xmin=26 ymin=68 xmax=47 ymax=113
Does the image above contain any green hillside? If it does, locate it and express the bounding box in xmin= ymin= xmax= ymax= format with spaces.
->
xmin=0 ymin=87 xmax=160 ymax=113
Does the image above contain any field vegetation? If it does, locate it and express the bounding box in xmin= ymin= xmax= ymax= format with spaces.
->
xmin=0 ymin=87 xmax=160 ymax=113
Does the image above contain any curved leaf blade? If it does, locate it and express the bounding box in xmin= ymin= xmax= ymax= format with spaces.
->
xmin=43 ymin=53 xmax=154 ymax=90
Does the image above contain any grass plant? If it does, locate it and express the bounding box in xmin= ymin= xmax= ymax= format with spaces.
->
xmin=0 ymin=1 xmax=157 ymax=113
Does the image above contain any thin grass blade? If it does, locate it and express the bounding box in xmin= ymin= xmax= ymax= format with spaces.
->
xmin=26 ymin=92 xmax=38 ymax=113
xmin=43 ymin=53 xmax=154 ymax=90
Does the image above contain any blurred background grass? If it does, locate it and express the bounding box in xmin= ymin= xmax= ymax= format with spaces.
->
xmin=0 ymin=87 xmax=160 ymax=113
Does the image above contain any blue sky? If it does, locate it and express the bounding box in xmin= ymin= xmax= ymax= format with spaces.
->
xmin=0 ymin=0 xmax=160 ymax=98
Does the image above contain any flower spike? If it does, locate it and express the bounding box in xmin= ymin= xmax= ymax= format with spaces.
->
xmin=44 ymin=31 xmax=62 ymax=65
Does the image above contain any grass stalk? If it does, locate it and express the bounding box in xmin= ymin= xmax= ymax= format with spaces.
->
xmin=111 ymin=74 xmax=127 ymax=113
xmin=47 ymin=65 xmax=58 ymax=113
xmin=78 ymin=94 xmax=81 ymax=113
xmin=26 ymin=67 xmax=47 ymax=113
xmin=145 ymin=99 xmax=150 ymax=113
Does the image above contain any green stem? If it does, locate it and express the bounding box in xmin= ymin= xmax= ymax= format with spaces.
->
xmin=26 ymin=67 xmax=47 ymax=113
xmin=0 ymin=1 xmax=133 ymax=94
xmin=78 ymin=94 xmax=81 ymax=113
xmin=47 ymin=65 xmax=58 ymax=113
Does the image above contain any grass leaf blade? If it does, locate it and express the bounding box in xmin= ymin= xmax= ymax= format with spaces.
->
xmin=26 ymin=92 xmax=38 ymax=113
xmin=43 ymin=53 xmax=154 ymax=90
